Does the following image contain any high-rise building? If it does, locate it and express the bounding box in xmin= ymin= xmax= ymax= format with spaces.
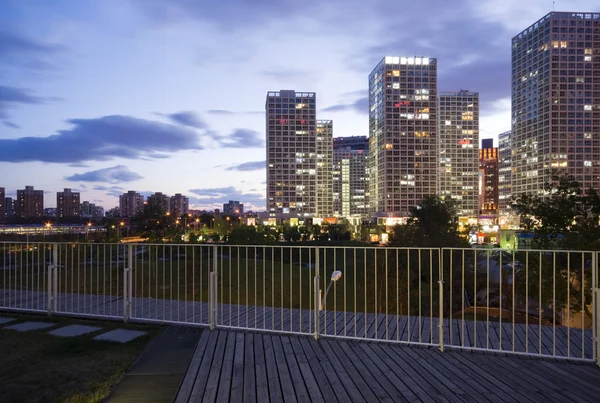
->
xmin=479 ymin=139 xmax=499 ymax=215
xmin=170 ymin=193 xmax=189 ymax=218
xmin=369 ymin=56 xmax=438 ymax=217
xmin=316 ymin=120 xmax=333 ymax=217
xmin=333 ymin=136 xmax=370 ymax=218
xmin=57 ymin=188 xmax=80 ymax=218
xmin=512 ymin=12 xmax=600 ymax=199
xmin=266 ymin=90 xmax=318 ymax=218
xmin=5 ymin=197 xmax=15 ymax=218
xmin=80 ymin=201 xmax=104 ymax=219
xmin=146 ymin=192 xmax=170 ymax=216
xmin=223 ymin=200 xmax=244 ymax=216
xmin=119 ymin=191 xmax=144 ymax=218
xmin=498 ymin=130 xmax=513 ymax=213
xmin=0 ymin=187 xmax=4 ymax=220
xmin=438 ymin=90 xmax=480 ymax=217
xmin=16 ymin=186 xmax=44 ymax=218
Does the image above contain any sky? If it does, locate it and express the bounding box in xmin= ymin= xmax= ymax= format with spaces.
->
xmin=1 ymin=0 xmax=599 ymax=211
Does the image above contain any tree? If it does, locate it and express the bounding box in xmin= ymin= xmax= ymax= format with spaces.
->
xmin=388 ymin=195 xmax=469 ymax=248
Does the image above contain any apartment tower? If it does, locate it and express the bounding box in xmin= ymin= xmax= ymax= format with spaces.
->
xmin=57 ymin=188 xmax=81 ymax=218
xmin=333 ymin=136 xmax=370 ymax=218
xmin=479 ymin=139 xmax=499 ymax=215
xmin=0 ymin=187 xmax=4 ymax=221
xmin=498 ymin=130 xmax=513 ymax=213
xmin=368 ymin=56 xmax=438 ymax=217
xmin=119 ymin=191 xmax=144 ymax=218
xmin=512 ymin=12 xmax=600 ymax=198
xmin=438 ymin=90 xmax=480 ymax=217
xmin=266 ymin=90 xmax=322 ymax=218
xmin=16 ymin=186 xmax=44 ymax=218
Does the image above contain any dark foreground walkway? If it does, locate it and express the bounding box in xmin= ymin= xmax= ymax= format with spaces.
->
xmin=176 ymin=329 xmax=600 ymax=403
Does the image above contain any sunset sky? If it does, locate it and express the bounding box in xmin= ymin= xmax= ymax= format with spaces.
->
xmin=2 ymin=0 xmax=598 ymax=211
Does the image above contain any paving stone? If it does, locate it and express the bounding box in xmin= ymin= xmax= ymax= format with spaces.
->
xmin=0 ymin=317 xmax=16 ymax=325
xmin=95 ymin=329 xmax=146 ymax=343
xmin=4 ymin=321 xmax=55 ymax=332
xmin=49 ymin=324 xmax=101 ymax=337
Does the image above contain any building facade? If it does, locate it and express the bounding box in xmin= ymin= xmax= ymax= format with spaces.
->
xmin=81 ymin=201 xmax=104 ymax=219
xmin=0 ymin=187 xmax=4 ymax=221
xmin=438 ymin=90 xmax=480 ymax=217
xmin=316 ymin=120 xmax=333 ymax=217
xmin=368 ymin=56 xmax=438 ymax=217
xmin=4 ymin=198 xmax=15 ymax=218
xmin=57 ymin=188 xmax=80 ymax=218
xmin=333 ymin=136 xmax=370 ymax=218
xmin=511 ymin=12 xmax=600 ymax=199
xmin=119 ymin=191 xmax=144 ymax=218
xmin=16 ymin=186 xmax=44 ymax=218
xmin=266 ymin=90 xmax=319 ymax=218
xmin=146 ymin=192 xmax=170 ymax=216
xmin=170 ymin=193 xmax=189 ymax=218
xmin=479 ymin=139 xmax=499 ymax=215
xmin=223 ymin=200 xmax=244 ymax=216
xmin=498 ymin=130 xmax=513 ymax=213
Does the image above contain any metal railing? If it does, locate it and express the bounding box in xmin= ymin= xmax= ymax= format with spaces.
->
xmin=0 ymin=241 xmax=597 ymax=363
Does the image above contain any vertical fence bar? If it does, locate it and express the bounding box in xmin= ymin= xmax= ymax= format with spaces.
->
xmin=314 ymin=246 xmax=320 ymax=340
xmin=594 ymin=252 xmax=598 ymax=366
xmin=439 ymin=248 xmax=444 ymax=352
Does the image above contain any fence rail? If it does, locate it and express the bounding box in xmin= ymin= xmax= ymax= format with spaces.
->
xmin=0 ymin=242 xmax=597 ymax=363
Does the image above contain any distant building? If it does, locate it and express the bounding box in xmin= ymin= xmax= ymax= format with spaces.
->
xmin=16 ymin=186 xmax=44 ymax=218
xmin=106 ymin=207 xmax=120 ymax=218
xmin=80 ymin=201 xmax=104 ymax=219
xmin=369 ymin=56 xmax=438 ymax=217
xmin=498 ymin=130 xmax=512 ymax=214
xmin=170 ymin=193 xmax=189 ymax=217
xmin=333 ymin=136 xmax=370 ymax=218
xmin=479 ymin=139 xmax=499 ymax=215
xmin=438 ymin=90 xmax=480 ymax=218
xmin=316 ymin=120 xmax=334 ymax=217
xmin=512 ymin=12 xmax=600 ymax=198
xmin=57 ymin=188 xmax=80 ymax=218
xmin=119 ymin=191 xmax=144 ymax=218
xmin=0 ymin=187 xmax=4 ymax=220
xmin=223 ymin=200 xmax=244 ymax=216
xmin=4 ymin=197 xmax=15 ymax=218
xmin=147 ymin=192 xmax=170 ymax=216
xmin=44 ymin=208 xmax=56 ymax=217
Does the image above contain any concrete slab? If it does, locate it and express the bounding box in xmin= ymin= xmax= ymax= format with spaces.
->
xmin=95 ymin=329 xmax=146 ymax=343
xmin=49 ymin=324 xmax=101 ymax=337
xmin=4 ymin=321 xmax=55 ymax=332
xmin=0 ymin=317 xmax=16 ymax=325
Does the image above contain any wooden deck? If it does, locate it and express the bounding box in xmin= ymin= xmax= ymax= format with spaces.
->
xmin=0 ymin=288 xmax=594 ymax=360
xmin=176 ymin=328 xmax=600 ymax=403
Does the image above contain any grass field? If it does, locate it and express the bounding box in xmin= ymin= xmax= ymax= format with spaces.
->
xmin=0 ymin=313 xmax=159 ymax=403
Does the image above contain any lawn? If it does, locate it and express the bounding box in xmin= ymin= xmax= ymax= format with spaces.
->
xmin=0 ymin=313 xmax=160 ymax=403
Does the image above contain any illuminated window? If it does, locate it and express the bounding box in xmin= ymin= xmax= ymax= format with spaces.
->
xmin=584 ymin=56 xmax=592 ymax=62
xmin=418 ymin=107 xmax=430 ymax=113
xmin=584 ymin=105 xmax=592 ymax=111
xmin=585 ymin=49 xmax=592 ymax=54
xmin=584 ymin=161 xmax=592 ymax=167
xmin=295 ymin=103 xmax=307 ymax=109
xmin=445 ymin=120 xmax=451 ymax=126
xmin=552 ymin=41 xmax=559 ymax=48
xmin=385 ymin=144 xmax=393 ymax=150
xmin=560 ymin=41 xmax=567 ymax=48
xmin=392 ymin=70 xmax=400 ymax=77
xmin=392 ymin=82 xmax=400 ymax=89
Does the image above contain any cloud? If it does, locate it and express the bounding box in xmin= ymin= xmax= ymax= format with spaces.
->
xmin=93 ymin=185 xmax=125 ymax=198
xmin=3 ymin=121 xmax=20 ymax=129
xmin=208 ymin=128 xmax=264 ymax=149
xmin=0 ymin=30 xmax=65 ymax=72
xmin=68 ymin=163 xmax=90 ymax=168
xmin=188 ymin=186 xmax=265 ymax=210
xmin=0 ymin=85 xmax=45 ymax=119
xmin=0 ymin=115 xmax=203 ymax=163
xmin=321 ymin=97 xmax=368 ymax=114
xmin=65 ymin=165 xmax=144 ymax=184
xmin=226 ymin=161 xmax=266 ymax=172
xmin=206 ymin=109 xmax=262 ymax=115
xmin=163 ymin=111 xmax=207 ymax=129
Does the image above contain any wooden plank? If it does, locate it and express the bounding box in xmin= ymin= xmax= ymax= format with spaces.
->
xmin=280 ymin=335 xmax=311 ymax=402
xmin=289 ymin=336 xmax=325 ymax=403
xmin=208 ymin=331 xmax=235 ymax=402
xmin=229 ymin=332 xmax=246 ymax=403
xmin=271 ymin=335 xmax=298 ymax=403
xmin=253 ymin=333 xmax=270 ymax=403
xmin=243 ymin=330 xmax=256 ymax=403
xmin=187 ymin=330 xmax=219 ymax=402
xmin=262 ymin=335 xmax=284 ymax=402
xmin=174 ymin=329 xmax=210 ymax=403
xmin=298 ymin=337 xmax=345 ymax=403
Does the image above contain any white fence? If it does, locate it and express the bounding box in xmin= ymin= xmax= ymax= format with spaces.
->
xmin=0 ymin=242 xmax=597 ymax=363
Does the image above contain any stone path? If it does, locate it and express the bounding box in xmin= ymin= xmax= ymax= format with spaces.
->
xmin=0 ymin=316 xmax=146 ymax=343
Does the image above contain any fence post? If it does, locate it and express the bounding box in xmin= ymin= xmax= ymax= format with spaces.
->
xmin=47 ymin=243 xmax=58 ymax=315
xmin=438 ymin=248 xmax=444 ymax=352
xmin=123 ymin=244 xmax=132 ymax=323
xmin=314 ymin=246 xmax=320 ymax=340
xmin=209 ymin=244 xmax=218 ymax=330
